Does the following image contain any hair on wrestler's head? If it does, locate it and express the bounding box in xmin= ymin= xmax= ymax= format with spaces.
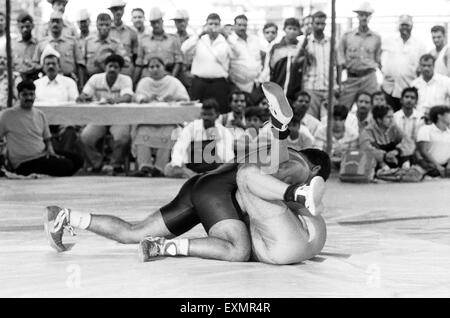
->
xmin=299 ymin=148 xmax=331 ymax=181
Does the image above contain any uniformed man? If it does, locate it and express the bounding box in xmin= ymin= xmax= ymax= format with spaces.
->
xmin=33 ymin=11 xmax=86 ymax=87
xmin=172 ymin=9 xmax=193 ymax=90
xmin=133 ymin=7 xmax=183 ymax=85
xmin=40 ymin=0 xmax=78 ymax=39
xmin=84 ymin=13 xmax=129 ymax=78
xmin=76 ymin=9 xmax=92 ymax=87
xmin=131 ymin=8 xmax=150 ymax=43
xmin=108 ymin=0 xmax=138 ymax=77
xmin=12 ymin=12 xmax=39 ymax=81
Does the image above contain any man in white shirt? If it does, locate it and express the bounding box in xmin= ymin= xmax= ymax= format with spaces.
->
xmin=393 ymin=87 xmax=424 ymax=157
xmin=411 ymin=54 xmax=450 ymax=115
xmin=382 ymin=15 xmax=426 ymax=112
xmin=228 ymin=15 xmax=262 ymax=95
xmin=430 ymin=25 xmax=450 ymax=77
xmin=417 ymin=105 xmax=450 ymax=177
xmin=292 ymin=91 xmax=324 ymax=136
xmin=165 ymin=99 xmax=235 ymax=178
xmin=182 ymin=13 xmax=232 ymax=114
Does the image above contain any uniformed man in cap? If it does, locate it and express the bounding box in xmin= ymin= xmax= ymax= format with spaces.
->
xmin=76 ymin=9 xmax=92 ymax=86
xmin=83 ymin=13 xmax=129 ymax=78
xmin=33 ymin=11 xmax=86 ymax=87
xmin=338 ymin=1 xmax=382 ymax=109
xmin=108 ymin=0 xmax=138 ymax=77
xmin=172 ymin=9 xmax=194 ymax=90
xmin=12 ymin=12 xmax=39 ymax=81
xmin=40 ymin=0 xmax=78 ymax=39
xmin=133 ymin=7 xmax=183 ymax=86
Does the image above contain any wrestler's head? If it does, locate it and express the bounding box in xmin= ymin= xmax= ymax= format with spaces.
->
xmin=274 ymin=148 xmax=331 ymax=185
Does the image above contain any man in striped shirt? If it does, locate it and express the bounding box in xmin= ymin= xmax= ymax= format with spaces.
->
xmin=303 ymin=11 xmax=338 ymax=120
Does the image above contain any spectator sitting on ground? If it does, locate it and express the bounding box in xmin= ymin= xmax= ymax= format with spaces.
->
xmin=360 ymin=104 xmax=410 ymax=171
xmin=131 ymin=56 xmax=190 ymax=177
xmin=164 ymin=99 xmax=235 ymax=178
xmin=393 ymin=87 xmax=424 ymax=158
xmin=34 ymin=48 xmax=84 ymax=170
xmin=217 ymin=90 xmax=248 ymax=134
xmin=78 ymin=54 xmax=133 ymax=174
xmin=416 ymin=105 xmax=450 ymax=177
xmin=0 ymin=81 xmax=81 ymax=177
xmin=314 ymin=105 xmax=358 ymax=167
xmin=345 ymin=91 xmax=373 ymax=136
xmin=286 ymin=114 xmax=314 ymax=151
xmin=292 ymin=91 xmax=323 ymax=136
xmin=372 ymin=91 xmax=387 ymax=107
xmin=235 ymin=106 xmax=267 ymax=154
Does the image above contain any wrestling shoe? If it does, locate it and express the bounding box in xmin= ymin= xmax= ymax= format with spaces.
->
xmin=294 ymin=176 xmax=326 ymax=216
xmin=44 ymin=206 xmax=76 ymax=252
xmin=138 ymin=236 xmax=171 ymax=262
xmin=261 ymin=82 xmax=293 ymax=131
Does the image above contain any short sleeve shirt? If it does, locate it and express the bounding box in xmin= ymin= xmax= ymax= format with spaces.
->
xmin=11 ymin=37 xmax=38 ymax=75
xmin=416 ymin=124 xmax=450 ymax=165
xmin=82 ymin=73 xmax=134 ymax=101
xmin=0 ymin=106 xmax=51 ymax=169
xmin=84 ymin=35 xmax=129 ymax=76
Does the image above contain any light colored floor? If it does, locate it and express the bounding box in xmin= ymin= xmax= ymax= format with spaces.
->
xmin=1 ymin=176 xmax=450 ymax=298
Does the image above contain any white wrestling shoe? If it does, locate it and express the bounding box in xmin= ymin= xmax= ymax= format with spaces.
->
xmin=261 ymin=82 xmax=293 ymax=131
xmin=294 ymin=177 xmax=326 ymax=216
xmin=44 ymin=206 xmax=76 ymax=252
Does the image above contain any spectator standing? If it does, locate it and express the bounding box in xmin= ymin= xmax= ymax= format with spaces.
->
xmin=303 ymin=11 xmax=338 ymax=120
xmin=134 ymin=7 xmax=183 ymax=85
xmin=12 ymin=13 xmax=39 ymax=81
xmin=131 ymin=8 xmax=151 ymax=43
xmin=259 ymin=22 xmax=279 ymax=84
xmin=416 ymin=106 xmax=450 ymax=177
xmin=172 ymin=9 xmax=194 ymax=91
xmin=360 ymin=105 xmax=409 ymax=170
xmin=411 ymin=54 xmax=450 ymax=115
xmin=132 ymin=57 xmax=189 ymax=177
xmin=381 ymin=15 xmax=426 ymax=112
xmin=182 ymin=13 xmax=232 ymax=114
xmin=164 ymin=99 xmax=235 ymax=178
xmin=314 ymin=105 xmax=358 ymax=166
xmin=76 ymin=9 xmax=91 ymax=54
xmin=84 ymin=13 xmax=128 ymax=78
xmin=78 ymin=54 xmax=133 ymax=174
xmin=430 ymin=25 xmax=450 ymax=77
xmin=0 ymin=81 xmax=81 ymax=176
xmin=393 ymin=87 xmax=424 ymax=158
xmin=108 ymin=0 xmax=138 ymax=77
xmin=40 ymin=0 xmax=78 ymax=39
xmin=338 ymin=2 xmax=381 ymax=109
xmin=0 ymin=53 xmax=20 ymax=110
xmin=228 ymin=15 xmax=262 ymax=96
xmin=33 ymin=11 xmax=86 ymax=86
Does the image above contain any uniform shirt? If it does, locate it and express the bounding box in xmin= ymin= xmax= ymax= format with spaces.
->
xmin=84 ymin=35 xmax=128 ymax=76
xmin=381 ymin=35 xmax=426 ymax=98
xmin=11 ymin=37 xmax=38 ymax=76
xmin=136 ymin=32 xmax=184 ymax=76
xmin=82 ymin=73 xmax=134 ymax=101
xmin=338 ymin=28 xmax=382 ymax=74
xmin=110 ymin=23 xmax=138 ymax=60
xmin=228 ymin=32 xmax=262 ymax=93
xmin=33 ymin=35 xmax=84 ymax=75
xmin=304 ymin=35 xmax=336 ymax=91
xmin=417 ymin=124 xmax=450 ymax=165
xmin=133 ymin=26 xmax=152 ymax=44
xmin=411 ymin=74 xmax=450 ymax=114
xmin=135 ymin=75 xmax=189 ymax=102
xmin=175 ymin=31 xmax=190 ymax=45
xmin=34 ymin=74 xmax=79 ymax=103
xmin=182 ymin=34 xmax=231 ymax=79
xmin=430 ymin=45 xmax=450 ymax=77
xmin=170 ymin=119 xmax=235 ymax=167
xmin=0 ymin=106 xmax=51 ymax=169
xmin=39 ymin=19 xmax=78 ymax=40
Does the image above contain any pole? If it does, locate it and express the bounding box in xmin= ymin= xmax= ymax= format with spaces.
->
xmin=5 ymin=0 xmax=13 ymax=108
xmin=326 ymin=0 xmax=336 ymax=155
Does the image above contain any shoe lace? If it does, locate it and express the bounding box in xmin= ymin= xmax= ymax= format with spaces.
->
xmin=53 ymin=208 xmax=76 ymax=236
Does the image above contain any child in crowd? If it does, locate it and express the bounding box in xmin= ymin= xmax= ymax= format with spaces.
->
xmin=286 ymin=114 xmax=314 ymax=151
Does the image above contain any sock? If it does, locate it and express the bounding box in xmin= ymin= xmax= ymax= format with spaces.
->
xmin=68 ymin=210 xmax=92 ymax=230
xmin=271 ymin=126 xmax=290 ymax=140
xmin=163 ymin=239 xmax=190 ymax=256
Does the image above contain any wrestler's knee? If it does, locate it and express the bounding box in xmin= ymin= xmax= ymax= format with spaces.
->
xmin=236 ymin=164 xmax=260 ymax=188
xmin=209 ymin=220 xmax=251 ymax=262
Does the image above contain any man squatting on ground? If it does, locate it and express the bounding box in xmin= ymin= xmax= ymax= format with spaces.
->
xmin=45 ymin=83 xmax=331 ymax=265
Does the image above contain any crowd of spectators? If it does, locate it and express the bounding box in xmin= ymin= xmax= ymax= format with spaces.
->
xmin=0 ymin=0 xmax=449 ymax=180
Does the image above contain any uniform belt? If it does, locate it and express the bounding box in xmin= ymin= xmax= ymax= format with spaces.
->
xmin=347 ymin=69 xmax=375 ymax=78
